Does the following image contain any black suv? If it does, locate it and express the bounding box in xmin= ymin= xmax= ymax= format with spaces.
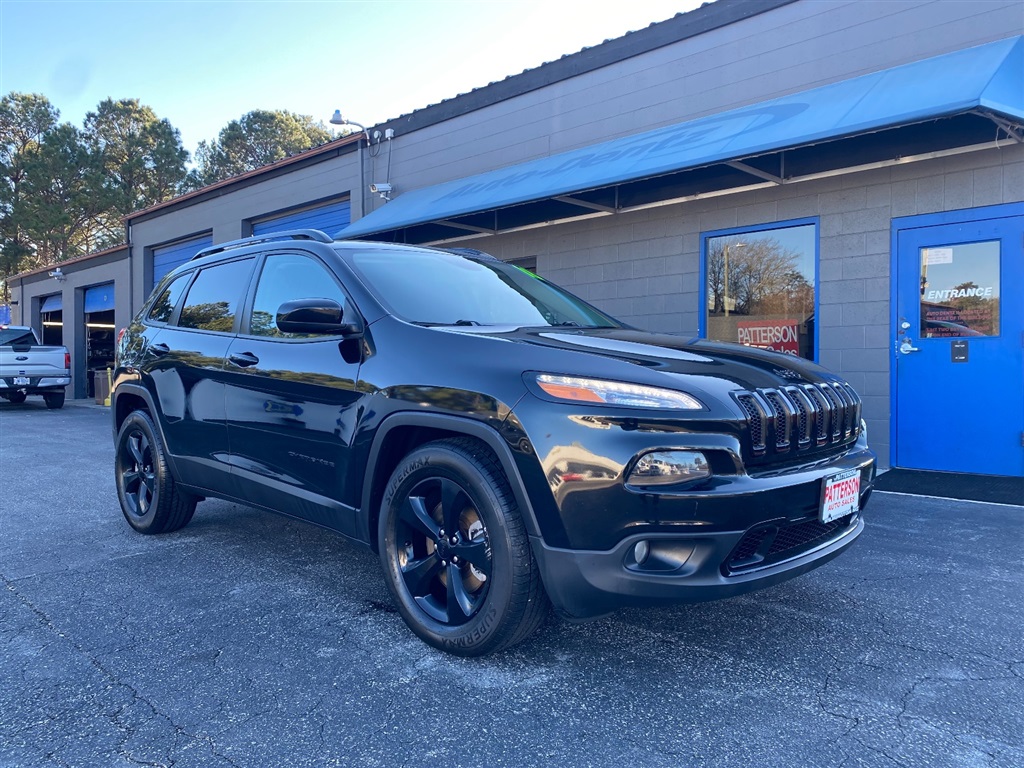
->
xmin=112 ymin=230 xmax=875 ymax=655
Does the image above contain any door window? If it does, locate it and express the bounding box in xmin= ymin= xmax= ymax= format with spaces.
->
xmin=177 ymin=258 xmax=254 ymax=332
xmin=248 ymin=253 xmax=348 ymax=338
xmin=919 ymin=241 xmax=1000 ymax=338
xmin=148 ymin=272 xmax=192 ymax=324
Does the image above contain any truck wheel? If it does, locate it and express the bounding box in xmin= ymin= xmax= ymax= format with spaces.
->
xmin=115 ymin=410 xmax=196 ymax=534
xmin=7 ymin=392 xmax=26 ymax=404
xmin=378 ymin=438 xmax=548 ymax=656
xmin=43 ymin=391 xmax=64 ymax=409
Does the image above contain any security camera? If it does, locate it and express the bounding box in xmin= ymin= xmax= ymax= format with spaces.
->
xmin=369 ymin=183 xmax=393 ymax=194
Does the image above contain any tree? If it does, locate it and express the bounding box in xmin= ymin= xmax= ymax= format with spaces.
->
xmin=83 ymin=98 xmax=189 ymax=243
xmin=0 ymin=93 xmax=60 ymax=302
xmin=17 ymin=123 xmax=106 ymax=267
xmin=193 ymin=109 xmax=331 ymax=186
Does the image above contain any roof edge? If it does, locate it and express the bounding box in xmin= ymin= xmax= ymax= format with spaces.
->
xmin=378 ymin=0 xmax=799 ymax=136
xmin=11 ymin=243 xmax=129 ymax=282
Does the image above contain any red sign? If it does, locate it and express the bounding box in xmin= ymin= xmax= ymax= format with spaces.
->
xmin=736 ymin=320 xmax=799 ymax=355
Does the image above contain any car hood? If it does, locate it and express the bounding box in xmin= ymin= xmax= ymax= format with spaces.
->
xmin=436 ymin=325 xmax=836 ymax=393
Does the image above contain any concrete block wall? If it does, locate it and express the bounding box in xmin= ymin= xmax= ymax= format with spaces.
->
xmin=478 ymin=143 xmax=1024 ymax=469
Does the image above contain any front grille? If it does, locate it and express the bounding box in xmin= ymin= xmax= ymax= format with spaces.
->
xmin=724 ymin=514 xmax=856 ymax=574
xmin=734 ymin=382 xmax=862 ymax=459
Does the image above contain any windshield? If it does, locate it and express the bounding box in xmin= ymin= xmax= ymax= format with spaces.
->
xmin=0 ymin=327 xmax=38 ymax=346
xmin=347 ymin=248 xmax=622 ymax=328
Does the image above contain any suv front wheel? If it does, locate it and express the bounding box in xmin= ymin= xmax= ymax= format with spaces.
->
xmin=378 ymin=438 xmax=548 ymax=656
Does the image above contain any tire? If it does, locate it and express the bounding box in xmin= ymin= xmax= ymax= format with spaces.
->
xmin=7 ymin=392 xmax=26 ymax=404
xmin=43 ymin=391 xmax=64 ymax=409
xmin=115 ymin=410 xmax=196 ymax=534
xmin=378 ymin=437 xmax=549 ymax=656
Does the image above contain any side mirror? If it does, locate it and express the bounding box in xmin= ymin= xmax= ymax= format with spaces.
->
xmin=276 ymin=298 xmax=362 ymax=337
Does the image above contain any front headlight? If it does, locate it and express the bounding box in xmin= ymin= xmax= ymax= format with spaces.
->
xmin=534 ymin=374 xmax=704 ymax=410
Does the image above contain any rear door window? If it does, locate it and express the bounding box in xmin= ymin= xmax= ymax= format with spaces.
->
xmin=177 ymin=258 xmax=255 ymax=333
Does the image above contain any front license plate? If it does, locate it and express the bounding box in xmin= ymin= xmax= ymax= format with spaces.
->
xmin=13 ymin=376 xmax=29 ymax=386
xmin=821 ymin=469 xmax=860 ymax=523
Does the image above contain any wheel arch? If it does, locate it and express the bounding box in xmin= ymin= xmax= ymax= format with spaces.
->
xmin=112 ymin=384 xmax=160 ymax=441
xmin=359 ymin=412 xmax=542 ymax=551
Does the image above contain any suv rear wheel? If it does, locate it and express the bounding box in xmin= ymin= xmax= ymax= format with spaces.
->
xmin=378 ymin=438 xmax=548 ymax=655
xmin=115 ymin=410 xmax=196 ymax=534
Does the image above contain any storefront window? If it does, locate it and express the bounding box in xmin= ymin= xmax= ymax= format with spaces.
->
xmin=919 ymin=241 xmax=1000 ymax=337
xmin=704 ymin=221 xmax=817 ymax=360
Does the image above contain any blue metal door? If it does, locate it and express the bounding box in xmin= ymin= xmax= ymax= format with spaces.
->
xmin=894 ymin=214 xmax=1024 ymax=476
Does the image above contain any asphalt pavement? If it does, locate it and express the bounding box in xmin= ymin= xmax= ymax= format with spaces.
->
xmin=1 ymin=400 xmax=1022 ymax=768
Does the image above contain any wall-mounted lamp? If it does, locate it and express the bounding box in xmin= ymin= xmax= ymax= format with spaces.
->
xmin=330 ymin=110 xmax=371 ymax=144
xmin=49 ymin=267 xmax=66 ymax=283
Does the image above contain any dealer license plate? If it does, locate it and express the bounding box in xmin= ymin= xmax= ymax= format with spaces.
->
xmin=820 ymin=469 xmax=860 ymax=524
xmin=13 ymin=376 xmax=29 ymax=386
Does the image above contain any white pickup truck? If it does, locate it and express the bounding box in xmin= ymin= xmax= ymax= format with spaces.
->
xmin=0 ymin=325 xmax=70 ymax=409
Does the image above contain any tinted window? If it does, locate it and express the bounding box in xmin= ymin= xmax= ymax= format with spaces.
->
xmin=177 ymin=258 xmax=254 ymax=332
xmin=148 ymin=273 xmax=191 ymax=324
xmin=249 ymin=254 xmax=348 ymax=338
xmin=348 ymin=248 xmax=619 ymax=328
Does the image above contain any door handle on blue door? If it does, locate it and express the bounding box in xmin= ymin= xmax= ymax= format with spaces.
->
xmin=229 ymin=352 xmax=260 ymax=367
xmin=149 ymin=342 xmax=171 ymax=356
xmin=899 ymin=339 xmax=920 ymax=354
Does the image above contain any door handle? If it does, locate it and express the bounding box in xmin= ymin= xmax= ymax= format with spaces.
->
xmin=228 ymin=351 xmax=260 ymax=368
xmin=899 ymin=339 xmax=920 ymax=354
xmin=149 ymin=342 xmax=171 ymax=356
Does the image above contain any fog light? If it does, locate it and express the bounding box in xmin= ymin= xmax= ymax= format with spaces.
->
xmin=633 ymin=540 xmax=650 ymax=565
xmin=627 ymin=450 xmax=710 ymax=488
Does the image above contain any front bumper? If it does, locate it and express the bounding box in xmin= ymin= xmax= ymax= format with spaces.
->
xmin=531 ymin=448 xmax=875 ymax=619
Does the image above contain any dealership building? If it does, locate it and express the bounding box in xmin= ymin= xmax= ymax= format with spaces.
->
xmin=10 ymin=0 xmax=1024 ymax=478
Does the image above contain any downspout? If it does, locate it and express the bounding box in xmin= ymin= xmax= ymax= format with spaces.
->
xmin=125 ymin=220 xmax=133 ymax=319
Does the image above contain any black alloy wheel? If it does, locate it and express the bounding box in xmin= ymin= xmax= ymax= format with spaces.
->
xmin=394 ymin=475 xmax=492 ymax=626
xmin=120 ymin=427 xmax=156 ymax=520
xmin=379 ymin=438 xmax=549 ymax=656
xmin=115 ymin=410 xmax=196 ymax=534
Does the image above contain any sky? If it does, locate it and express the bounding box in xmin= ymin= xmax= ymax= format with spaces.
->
xmin=1 ymin=0 xmax=704 ymax=158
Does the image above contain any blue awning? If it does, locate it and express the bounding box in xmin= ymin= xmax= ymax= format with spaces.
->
xmin=40 ymin=294 xmax=62 ymax=313
xmin=339 ymin=36 xmax=1023 ymax=243
xmin=84 ymin=282 xmax=114 ymax=313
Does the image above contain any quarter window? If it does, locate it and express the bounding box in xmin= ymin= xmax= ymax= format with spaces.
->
xmin=249 ymin=254 xmax=348 ymax=338
xmin=704 ymin=221 xmax=817 ymax=360
xmin=177 ymin=258 xmax=254 ymax=332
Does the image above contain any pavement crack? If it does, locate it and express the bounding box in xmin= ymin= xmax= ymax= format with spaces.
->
xmin=2 ymin=574 xmax=241 ymax=768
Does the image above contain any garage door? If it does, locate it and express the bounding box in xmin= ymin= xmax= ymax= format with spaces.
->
xmin=252 ymin=200 xmax=350 ymax=238
xmin=152 ymin=234 xmax=214 ymax=289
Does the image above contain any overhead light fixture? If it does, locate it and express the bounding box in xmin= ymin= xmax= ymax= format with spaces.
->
xmin=49 ymin=267 xmax=66 ymax=283
xmin=330 ymin=110 xmax=371 ymax=144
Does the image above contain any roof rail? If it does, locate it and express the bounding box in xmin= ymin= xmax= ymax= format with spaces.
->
xmin=191 ymin=229 xmax=333 ymax=261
